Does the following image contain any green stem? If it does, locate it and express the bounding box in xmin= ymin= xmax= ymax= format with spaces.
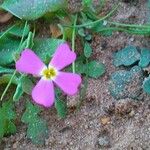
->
xmin=1 ymin=21 xmax=28 ymax=101
xmin=0 ymin=25 xmax=16 ymax=39
xmin=63 ymin=4 xmax=119 ymax=28
xmin=1 ymin=70 xmax=17 ymax=101
xmin=72 ymin=14 xmax=78 ymax=73
xmin=108 ymin=21 xmax=150 ymax=29
xmin=18 ymin=21 xmax=28 ymax=50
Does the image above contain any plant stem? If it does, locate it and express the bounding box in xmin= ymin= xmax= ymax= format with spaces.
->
xmin=108 ymin=21 xmax=150 ymax=29
xmin=18 ymin=21 xmax=28 ymax=50
xmin=1 ymin=21 xmax=28 ymax=101
xmin=1 ymin=70 xmax=17 ymax=101
xmin=0 ymin=25 xmax=16 ymax=40
xmin=63 ymin=4 xmax=119 ymax=28
xmin=72 ymin=14 xmax=78 ymax=73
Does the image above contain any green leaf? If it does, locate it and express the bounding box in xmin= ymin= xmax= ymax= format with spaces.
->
xmin=55 ymin=99 xmax=67 ymax=119
xmin=33 ymin=38 xmax=64 ymax=63
xmin=27 ymin=119 xmax=48 ymax=145
xmin=0 ymin=66 xmax=14 ymax=74
xmin=1 ymin=0 xmax=67 ymax=20
xmin=84 ymin=42 xmax=92 ymax=58
xmin=86 ymin=61 xmax=105 ymax=78
xmin=8 ymin=23 xmax=30 ymax=37
xmin=78 ymin=28 xmax=86 ymax=37
xmin=2 ymin=101 xmax=16 ymax=120
xmin=6 ymin=121 xmax=16 ymax=135
xmin=0 ymin=101 xmax=16 ymax=138
xmin=21 ymin=101 xmax=41 ymax=124
xmin=13 ymin=83 xmax=23 ymax=102
xmin=0 ymin=36 xmax=20 ymax=66
xmin=0 ymin=116 xmax=5 ymax=138
xmin=20 ymin=76 xmax=34 ymax=95
xmin=21 ymin=101 xmax=48 ymax=145
xmin=0 ymin=74 xmax=18 ymax=85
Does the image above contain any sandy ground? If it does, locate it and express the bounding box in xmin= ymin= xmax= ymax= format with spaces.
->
xmin=0 ymin=0 xmax=150 ymax=150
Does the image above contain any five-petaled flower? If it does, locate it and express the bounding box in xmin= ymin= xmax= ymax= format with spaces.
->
xmin=16 ymin=43 xmax=82 ymax=107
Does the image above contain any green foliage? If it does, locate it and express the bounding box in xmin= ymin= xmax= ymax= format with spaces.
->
xmin=0 ymin=66 xmax=14 ymax=74
xmin=55 ymin=98 xmax=67 ymax=119
xmin=82 ymin=0 xmax=92 ymax=7
xmin=27 ymin=119 xmax=48 ymax=145
xmin=75 ymin=59 xmax=105 ymax=78
xmin=21 ymin=101 xmax=48 ymax=145
xmin=113 ymin=46 xmax=140 ymax=67
xmin=0 ymin=36 xmax=20 ymax=66
xmin=8 ymin=23 xmax=30 ymax=37
xmin=0 ymin=74 xmax=18 ymax=85
xmin=20 ymin=76 xmax=34 ymax=95
xmin=13 ymin=82 xmax=23 ymax=102
xmin=13 ymin=75 xmax=34 ymax=101
xmin=84 ymin=42 xmax=92 ymax=58
xmin=0 ymin=101 xmax=16 ymax=138
xmin=1 ymin=23 xmax=30 ymax=38
xmin=33 ymin=38 xmax=64 ymax=63
xmin=85 ymin=61 xmax=105 ymax=78
xmin=1 ymin=0 xmax=67 ymax=20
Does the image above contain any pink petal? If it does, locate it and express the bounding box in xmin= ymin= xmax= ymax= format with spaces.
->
xmin=49 ymin=43 xmax=76 ymax=70
xmin=16 ymin=49 xmax=46 ymax=76
xmin=54 ymin=72 xmax=82 ymax=95
xmin=32 ymin=79 xmax=55 ymax=107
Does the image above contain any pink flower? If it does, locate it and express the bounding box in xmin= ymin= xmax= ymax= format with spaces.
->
xmin=16 ymin=43 xmax=82 ymax=107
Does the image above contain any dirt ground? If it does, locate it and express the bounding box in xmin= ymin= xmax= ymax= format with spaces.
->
xmin=1 ymin=0 xmax=150 ymax=150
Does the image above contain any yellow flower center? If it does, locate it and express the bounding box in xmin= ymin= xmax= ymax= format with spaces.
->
xmin=42 ymin=67 xmax=57 ymax=80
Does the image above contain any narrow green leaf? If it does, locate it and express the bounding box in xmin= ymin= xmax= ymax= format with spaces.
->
xmin=84 ymin=42 xmax=92 ymax=58
xmin=0 ymin=66 xmax=14 ymax=74
xmin=55 ymin=99 xmax=67 ymax=119
xmin=0 ymin=74 xmax=18 ymax=85
xmin=13 ymin=83 xmax=23 ymax=102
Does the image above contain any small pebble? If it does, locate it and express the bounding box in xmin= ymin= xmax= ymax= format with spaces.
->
xmin=97 ymin=135 xmax=110 ymax=148
xmin=100 ymin=116 xmax=111 ymax=125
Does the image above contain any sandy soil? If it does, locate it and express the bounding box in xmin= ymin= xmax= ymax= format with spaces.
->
xmin=0 ymin=0 xmax=150 ymax=150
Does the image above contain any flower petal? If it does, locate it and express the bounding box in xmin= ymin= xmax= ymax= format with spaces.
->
xmin=54 ymin=72 xmax=82 ymax=95
xmin=32 ymin=79 xmax=55 ymax=107
xmin=16 ymin=49 xmax=46 ymax=76
xmin=49 ymin=43 xmax=76 ymax=70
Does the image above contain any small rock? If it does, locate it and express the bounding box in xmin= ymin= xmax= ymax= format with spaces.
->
xmin=113 ymin=45 xmax=140 ymax=67
xmin=67 ymin=94 xmax=79 ymax=107
xmin=13 ymin=142 xmax=18 ymax=149
xmin=114 ymin=98 xmax=137 ymax=116
xmin=139 ymin=48 xmax=150 ymax=68
xmin=97 ymin=135 xmax=110 ymax=148
xmin=109 ymin=66 xmax=144 ymax=100
xmin=100 ymin=116 xmax=111 ymax=125
xmin=143 ymin=75 xmax=150 ymax=94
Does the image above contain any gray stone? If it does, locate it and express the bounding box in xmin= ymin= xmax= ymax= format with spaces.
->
xmin=109 ymin=66 xmax=144 ymax=100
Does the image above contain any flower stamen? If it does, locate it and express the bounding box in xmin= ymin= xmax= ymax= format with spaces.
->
xmin=42 ymin=67 xmax=57 ymax=80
